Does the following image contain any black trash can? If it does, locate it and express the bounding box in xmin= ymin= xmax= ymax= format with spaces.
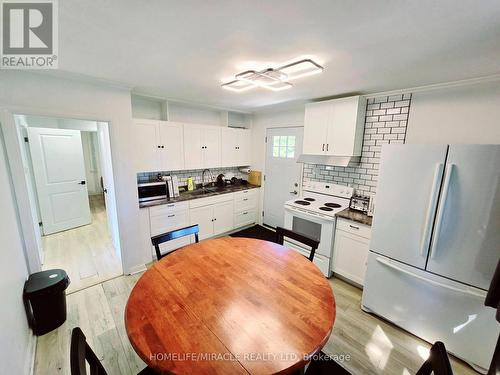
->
xmin=23 ymin=269 xmax=70 ymax=336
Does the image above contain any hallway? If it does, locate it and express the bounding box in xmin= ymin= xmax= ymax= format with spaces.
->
xmin=41 ymin=195 xmax=122 ymax=294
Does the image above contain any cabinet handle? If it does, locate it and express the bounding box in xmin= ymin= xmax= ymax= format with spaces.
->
xmin=326 ymin=144 xmax=329 ymax=151
xmin=167 ymin=204 xmax=174 ymax=207
xmin=157 ymin=145 xmax=161 ymax=148
xmin=243 ymin=212 xmax=248 ymax=215
xmin=168 ymin=214 xmax=175 ymax=218
xmin=243 ymin=198 xmax=248 ymax=201
xmin=322 ymin=144 xmax=325 ymax=151
xmin=349 ymin=224 xmax=359 ymax=230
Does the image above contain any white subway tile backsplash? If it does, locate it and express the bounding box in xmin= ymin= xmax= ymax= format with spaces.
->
xmin=302 ymin=93 xmax=412 ymax=196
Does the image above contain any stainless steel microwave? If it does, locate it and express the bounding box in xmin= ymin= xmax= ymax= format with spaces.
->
xmin=138 ymin=181 xmax=167 ymax=202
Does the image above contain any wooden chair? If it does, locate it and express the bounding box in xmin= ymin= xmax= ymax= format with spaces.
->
xmin=275 ymin=227 xmax=320 ymax=262
xmin=151 ymin=224 xmax=199 ymax=260
xmin=304 ymin=342 xmax=453 ymax=375
xmin=71 ymin=327 xmax=156 ymax=375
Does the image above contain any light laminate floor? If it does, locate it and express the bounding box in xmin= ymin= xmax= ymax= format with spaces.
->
xmin=34 ymin=274 xmax=477 ymax=375
xmin=41 ymin=195 xmax=123 ymax=294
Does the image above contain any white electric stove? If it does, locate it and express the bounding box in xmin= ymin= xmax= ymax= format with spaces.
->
xmin=284 ymin=181 xmax=353 ymax=277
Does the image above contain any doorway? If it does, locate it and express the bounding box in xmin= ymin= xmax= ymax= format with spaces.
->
xmin=15 ymin=114 xmax=122 ymax=293
xmin=263 ymin=127 xmax=304 ymax=228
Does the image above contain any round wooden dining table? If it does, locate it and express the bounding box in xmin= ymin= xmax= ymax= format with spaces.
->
xmin=125 ymin=237 xmax=335 ymax=374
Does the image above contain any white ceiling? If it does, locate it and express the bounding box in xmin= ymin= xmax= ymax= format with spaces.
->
xmin=55 ymin=0 xmax=500 ymax=111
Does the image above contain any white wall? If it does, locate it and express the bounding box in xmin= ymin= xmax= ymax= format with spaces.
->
xmin=0 ymin=129 xmax=34 ymax=375
xmin=406 ymin=80 xmax=500 ymax=144
xmin=0 ymin=71 xmax=148 ymax=274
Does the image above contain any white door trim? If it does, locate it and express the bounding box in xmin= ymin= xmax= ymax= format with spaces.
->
xmin=0 ymin=107 xmax=122 ymax=274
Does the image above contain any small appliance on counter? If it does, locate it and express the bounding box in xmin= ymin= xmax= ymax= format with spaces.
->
xmin=216 ymin=174 xmax=226 ymax=187
xmin=162 ymin=175 xmax=180 ymax=199
xmin=349 ymin=194 xmax=370 ymax=213
xmin=248 ymin=170 xmax=262 ymax=186
xmin=138 ymin=181 xmax=168 ymax=203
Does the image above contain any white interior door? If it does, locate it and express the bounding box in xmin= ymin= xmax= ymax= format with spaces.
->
xmin=263 ymin=127 xmax=303 ymax=228
xmin=97 ymin=122 xmax=121 ymax=255
xmin=28 ymin=127 xmax=91 ymax=235
xmin=426 ymin=144 xmax=500 ymax=290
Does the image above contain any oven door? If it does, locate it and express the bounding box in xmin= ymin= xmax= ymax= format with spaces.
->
xmin=283 ymin=206 xmax=335 ymax=258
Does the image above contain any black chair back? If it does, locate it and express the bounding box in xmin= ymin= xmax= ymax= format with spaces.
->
xmin=275 ymin=227 xmax=319 ymax=262
xmin=151 ymin=224 xmax=199 ymax=260
xmin=71 ymin=327 xmax=107 ymax=375
xmin=416 ymin=341 xmax=453 ymax=375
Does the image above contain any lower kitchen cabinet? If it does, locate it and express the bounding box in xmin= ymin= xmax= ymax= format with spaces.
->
xmin=213 ymin=200 xmax=234 ymax=235
xmin=189 ymin=205 xmax=215 ymax=240
xmin=139 ymin=188 xmax=260 ymax=263
xmin=332 ymin=218 xmax=371 ymax=286
xmin=189 ymin=194 xmax=235 ymax=240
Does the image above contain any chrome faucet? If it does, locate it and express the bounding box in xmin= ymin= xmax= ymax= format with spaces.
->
xmin=201 ymin=169 xmax=213 ymax=189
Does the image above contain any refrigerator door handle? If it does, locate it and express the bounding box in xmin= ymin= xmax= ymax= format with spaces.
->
xmin=429 ymin=163 xmax=454 ymax=260
xmin=375 ymin=256 xmax=486 ymax=299
xmin=420 ymin=163 xmax=444 ymax=257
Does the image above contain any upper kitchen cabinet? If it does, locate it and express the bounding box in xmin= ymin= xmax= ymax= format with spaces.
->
xmin=183 ymin=124 xmax=221 ymax=169
xmin=221 ymin=128 xmax=251 ymax=167
xmin=134 ymin=120 xmax=184 ymax=172
xmin=134 ymin=119 xmax=161 ymax=172
xmin=301 ymin=96 xmax=366 ymax=165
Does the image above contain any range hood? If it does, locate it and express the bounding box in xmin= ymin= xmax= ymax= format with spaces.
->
xmin=297 ymin=154 xmax=361 ymax=167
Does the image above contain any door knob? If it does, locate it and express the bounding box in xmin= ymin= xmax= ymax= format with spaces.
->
xmin=289 ymin=190 xmax=298 ymax=195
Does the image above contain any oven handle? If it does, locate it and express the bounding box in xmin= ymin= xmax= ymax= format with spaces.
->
xmin=284 ymin=205 xmax=335 ymax=222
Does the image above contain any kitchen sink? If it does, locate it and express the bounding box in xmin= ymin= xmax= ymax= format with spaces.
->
xmin=189 ymin=187 xmax=220 ymax=196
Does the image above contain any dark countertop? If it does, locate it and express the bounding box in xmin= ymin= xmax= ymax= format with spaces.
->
xmin=336 ymin=208 xmax=373 ymax=226
xmin=139 ymin=184 xmax=260 ymax=208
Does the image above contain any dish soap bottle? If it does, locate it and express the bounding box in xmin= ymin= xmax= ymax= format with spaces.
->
xmin=187 ymin=177 xmax=194 ymax=191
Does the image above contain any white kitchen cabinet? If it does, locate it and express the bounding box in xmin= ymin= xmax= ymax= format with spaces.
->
xmin=233 ymin=188 xmax=258 ymax=228
xmin=189 ymin=205 xmax=214 ymax=240
xmin=184 ymin=124 xmax=221 ymax=169
xmin=159 ymin=122 xmax=184 ymax=171
xmin=213 ymin=201 xmax=234 ymax=235
xmin=189 ymin=194 xmax=234 ymax=240
xmin=133 ymin=119 xmax=184 ymax=172
xmin=332 ymin=218 xmax=371 ymax=286
xmin=303 ymin=96 xmax=366 ymax=157
xmin=221 ymin=128 xmax=252 ymax=167
xmin=134 ymin=119 xmax=161 ymax=172
xmin=303 ymin=102 xmax=331 ymax=155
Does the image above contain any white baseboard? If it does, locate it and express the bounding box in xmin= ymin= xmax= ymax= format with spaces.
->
xmin=26 ymin=333 xmax=37 ymax=375
xmin=126 ymin=263 xmax=147 ymax=275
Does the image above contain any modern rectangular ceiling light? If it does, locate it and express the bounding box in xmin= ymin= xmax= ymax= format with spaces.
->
xmin=222 ymin=58 xmax=323 ymax=92
xmin=221 ymin=79 xmax=255 ymax=92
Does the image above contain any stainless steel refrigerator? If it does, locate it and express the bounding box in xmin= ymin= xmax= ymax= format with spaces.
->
xmin=362 ymin=144 xmax=500 ymax=371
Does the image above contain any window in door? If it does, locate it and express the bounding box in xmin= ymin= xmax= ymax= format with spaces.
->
xmin=272 ymin=135 xmax=296 ymax=158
